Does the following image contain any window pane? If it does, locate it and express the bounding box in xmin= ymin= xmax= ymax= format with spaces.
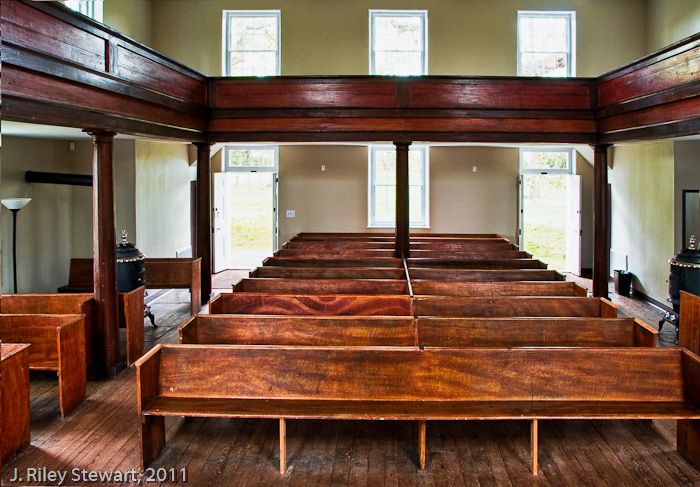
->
xmin=225 ymin=12 xmax=279 ymax=76
xmin=522 ymin=151 xmax=569 ymax=170
xmin=227 ymin=149 xmax=276 ymax=168
xmin=518 ymin=12 xmax=573 ymax=77
xmin=371 ymin=11 xmax=426 ymax=76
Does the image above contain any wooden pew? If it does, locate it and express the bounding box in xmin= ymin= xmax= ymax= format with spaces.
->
xmin=144 ymin=258 xmax=202 ymax=314
xmin=275 ymin=249 xmax=531 ymax=260
xmin=179 ymin=315 xmax=415 ymax=346
xmin=250 ymin=267 xmax=405 ymax=280
xmin=1 ymin=342 xmax=31 ymax=466
xmin=262 ymin=257 xmax=402 ymax=268
xmin=413 ymin=296 xmax=617 ymax=318
xmin=232 ymin=278 xmax=409 ymax=295
xmin=58 ymin=257 xmax=202 ymax=315
xmin=412 ymin=281 xmax=587 ymax=297
xmin=408 ymin=258 xmax=547 ymax=269
xmin=137 ymin=345 xmax=700 ymax=473
xmin=2 ymin=287 xmax=146 ymax=367
xmin=409 ymin=268 xmax=565 ymax=281
xmin=284 ymin=241 xmax=396 ymax=250
xmin=0 ymin=315 xmax=86 ymax=417
xmin=417 ymin=317 xmax=657 ymax=348
xmin=208 ymin=293 xmax=413 ymax=316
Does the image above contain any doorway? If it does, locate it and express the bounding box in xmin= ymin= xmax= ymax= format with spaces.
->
xmin=519 ymin=149 xmax=581 ymax=274
xmin=213 ymin=146 xmax=279 ymax=272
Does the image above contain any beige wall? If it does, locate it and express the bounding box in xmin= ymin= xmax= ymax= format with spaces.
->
xmin=429 ymin=146 xmax=519 ymax=241
xmin=277 ymin=145 xmax=521 ymax=245
xmin=647 ymin=0 xmax=700 ymax=53
xmin=609 ymin=142 xmax=675 ymax=302
xmin=0 ymin=136 xmax=73 ymax=293
xmin=135 ymin=140 xmax=194 ymax=258
xmin=69 ymin=139 xmax=137 ymax=258
xmin=148 ymin=0 xmax=647 ymax=77
xmin=104 ymin=0 xmax=155 ymax=46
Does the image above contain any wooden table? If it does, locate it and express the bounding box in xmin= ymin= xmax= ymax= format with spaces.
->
xmin=1 ymin=342 xmax=31 ymax=465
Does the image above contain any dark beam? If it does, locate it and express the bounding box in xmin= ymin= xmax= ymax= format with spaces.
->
xmin=195 ymin=142 xmax=213 ymax=305
xmin=592 ymin=144 xmax=611 ymax=298
xmin=394 ymin=141 xmax=411 ymax=258
xmin=86 ymin=129 xmax=123 ymax=378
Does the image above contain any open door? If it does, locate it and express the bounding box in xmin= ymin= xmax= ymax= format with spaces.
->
xmin=565 ymin=174 xmax=582 ymax=275
xmin=213 ymin=173 xmax=231 ymax=273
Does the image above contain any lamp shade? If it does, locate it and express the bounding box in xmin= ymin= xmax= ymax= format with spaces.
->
xmin=1 ymin=198 xmax=31 ymax=210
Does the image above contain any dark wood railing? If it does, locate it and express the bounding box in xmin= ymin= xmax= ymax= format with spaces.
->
xmin=2 ymin=0 xmax=700 ymax=144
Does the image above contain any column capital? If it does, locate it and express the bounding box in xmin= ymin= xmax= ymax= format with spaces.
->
xmin=591 ymin=143 xmax=612 ymax=153
xmin=83 ymin=129 xmax=118 ymax=142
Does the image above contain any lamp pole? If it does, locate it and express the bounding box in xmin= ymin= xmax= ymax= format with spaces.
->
xmin=1 ymin=198 xmax=32 ymax=293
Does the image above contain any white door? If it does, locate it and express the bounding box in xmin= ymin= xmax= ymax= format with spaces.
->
xmin=213 ymin=173 xmax=231 ymax=273
xmin=565 ymin=174 xmax=582 ymax=275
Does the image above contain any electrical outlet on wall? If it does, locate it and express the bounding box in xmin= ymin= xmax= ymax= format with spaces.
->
xmin=286 ymin=210 xmax=295 ymax=218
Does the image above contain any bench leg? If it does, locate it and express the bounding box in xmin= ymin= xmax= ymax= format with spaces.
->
xmin=419 ymin=420 xmax=426 ymax=470
xmin=531 ymin=419 xmax=538 ymax=476
xmin=678 ymin=419 xmax=700 ymax=468
xmin=280 ymin=418 xmax=287 ymax=474
xmin=140 ymin=415 xmax=166 ymax=469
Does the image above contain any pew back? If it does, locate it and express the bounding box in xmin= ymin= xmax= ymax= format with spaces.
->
xmin=411 ymin=281 xmax=587 ymax=297
xmin=232 ymin=278 xmax=409 ymax=295
xmin=413 ymin=296 xmax=617 ymax=318
xmin=209 ymin=293 xmax=413 ymax=316
xmin=179 ymin=315 xmax=415 ymax=347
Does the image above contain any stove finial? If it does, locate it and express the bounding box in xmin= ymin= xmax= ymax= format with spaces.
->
xmin=690 ymin=235 xmax=696 ymax=250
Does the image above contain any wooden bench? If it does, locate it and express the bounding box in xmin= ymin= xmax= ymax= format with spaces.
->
xmin=179 ymin=315 xmax=415 ymax=346
xmin=250 ymin=266 xmax=405 ymax=280
xmin=136 ymin=345 xmax=700 ymax=474
xmin=1 ymin=342 xmax=31 ymax=465
xmin=411 ymin=280 xmax=587 ymax=297
xmin=274 ymin=249 xmax=530 ymax=259
xmin=58 ymin=257 xmax=202 ymax=315
xmin=209 ymin=293 xmax=413 ymax=316
xmin=2 ymin=287 xmax=146 ymax=367
xmin=417 ymin=317 xmax=657 ymax=348
xmin=262 ymin=257 xmax=403 ymax=268
xmin=413 ymin=296 xmax=617 ymax=318
xmin=232 ymin=278 xmax=409 ymax=295
xmin=408 ymin=268 xmax=566 ymax=281
xmin=408 ymin=258 xmax=547 ymax=269
xmin=0 ymin=314 xmax=86 ymax=417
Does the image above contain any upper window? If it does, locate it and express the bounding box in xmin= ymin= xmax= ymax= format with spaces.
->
xmin=519 ymin=148 xmax=574 ymax=174
xmin=370 ymin=10 xmax=427 ymax=76
xmin=518 ymin=11 xmax=575 ymax=77
xmin=224 ymin=145 xmax=278 ymax=172
xmin=369 ymin=145 xmax=429 ymax=228
xmin=64 ymin=0 xmax=103 ymax=22
xmin=223 ymin=11 xmax=281 ymax=77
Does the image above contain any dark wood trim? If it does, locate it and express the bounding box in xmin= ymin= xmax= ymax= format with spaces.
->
xmin=592 ymin=145 xmax=611 ymax=299
xmin=195 ymin=142 xmax=213 ymax=304
xmin=86 ymin=129 xmax=123 ymax=378
xmin=394 ymin=142 xmax=411 ymax=258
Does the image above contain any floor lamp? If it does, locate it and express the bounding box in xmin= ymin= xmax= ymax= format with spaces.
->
xmin=1 ymin=198 xmax=31 ymax=293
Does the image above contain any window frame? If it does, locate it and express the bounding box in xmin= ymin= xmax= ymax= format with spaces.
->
xmin=64 ymin=0 xmax=103 ymax=22
xmin=368 ymin=145 xmax=429 ymax=229
xmin=223 ymin=145 xmax=279 ymax=173
xmin=222 ymin=10 xmax=281 ymax=77
xmin=517 ymin=10 xmax=576 ymax=77
xmin=369 ymin=10 xmax=428 ymax=76
xmin=519 ymin=147 xmax=575 ymax=175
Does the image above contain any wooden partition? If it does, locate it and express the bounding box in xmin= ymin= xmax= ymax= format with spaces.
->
xmin=1 ymin=342 xmax=31 ymax=465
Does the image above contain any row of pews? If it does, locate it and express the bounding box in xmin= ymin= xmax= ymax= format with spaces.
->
xmin=0 ymin=258 xmax=202 ymax=466
xmin=137 ymin=232 xmax=700 ymax=476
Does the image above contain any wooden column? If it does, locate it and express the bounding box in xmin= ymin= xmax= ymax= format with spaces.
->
xmin=87 ymin=129 xmax=122 ymax=377
xmin=592 ymin=144 xmax=611 ymax=298
xmin=194 ymin=142 xmax=212 ymax=304
xmin=395 ymin=141 xmax=411 ymax=258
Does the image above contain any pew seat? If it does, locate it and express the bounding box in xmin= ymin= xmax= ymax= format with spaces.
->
xmin=1 ymin=342 xmax=31 ymax=465
xmin=137 ymin=345 xmax=700 ymax=474
xmin=0 ymin=315 xmax=86 ymax=416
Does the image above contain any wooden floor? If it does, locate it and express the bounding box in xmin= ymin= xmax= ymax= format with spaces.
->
xmin=2 ymin=285 xmax=698 ymax=487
